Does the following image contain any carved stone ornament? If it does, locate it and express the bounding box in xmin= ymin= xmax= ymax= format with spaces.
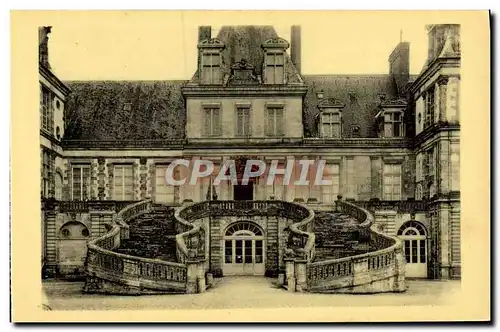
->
xmin=198 ymin=38 xmax=225 ymax=49
xmin=262 ymin=37 xmax=290 ymax=49
xmin=318 ymin=98 xmax=345 ymax=109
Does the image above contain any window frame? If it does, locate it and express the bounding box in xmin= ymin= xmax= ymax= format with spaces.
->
xmin=154 ymin=164 xmax=176 ymax=203
xmin=382 ymin=163 xmax=402 ymax=201
xmin=265 ymin=107 xmax=284 ymax=137
xmin=113 ymin=164 xmax=134 ymax=201
xmin=201 ymin=51 xmax=221 ymax=85
xmin=71 ymin=164 xmax=91 ymax=201
xmin=424 ymin=88 xmax=436 ymax=129
xmin=383 ymin=111 xmax=405 ymax=137
xmin=40 ymin=84 xmax=53 ymax=134
xmin=264 ymin=52 xmax=285 ymax=84
xmin=203 ymin=107 xmax=222 ymax=137
xmin=320 ymin=110 xmax=342 ymax=138
xmin=321 ymin=163 xmax=341 ymax=203
xmin=235 ymin=106 xmax=251 ymax=137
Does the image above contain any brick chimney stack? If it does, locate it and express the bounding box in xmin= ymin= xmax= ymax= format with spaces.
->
xmin=291 ymin=25 xmax=301 ymax=74
xmin=38 ymin=26 xmax=52 ymax=69
xmin=198 ymin=26 xmax=212 ymax=42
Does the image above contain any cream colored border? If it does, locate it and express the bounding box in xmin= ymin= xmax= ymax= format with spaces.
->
xmin=11 ymin=10 xmax=490 ymax=322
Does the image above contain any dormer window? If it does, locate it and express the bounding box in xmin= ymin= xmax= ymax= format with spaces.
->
xmin=202 ymin=52 xmax=221 ymax=84
xmin=320 ymin=110 xmax=342 ymax=138
xmin=265 ymin=52 xmax=285 ymax=84
xmin=317 ymin=98 xmax=345 ymax=138
xmin=376 ymin=99 xmax=407 ymax=138
xmin=198 ymin=38 xmax=225 ymax=85
xmin=262 ymin=38 xmax=289 ymax=85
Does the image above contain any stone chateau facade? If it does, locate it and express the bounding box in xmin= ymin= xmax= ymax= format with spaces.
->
xmin=40 ymin=24 xmax=461 ymax=281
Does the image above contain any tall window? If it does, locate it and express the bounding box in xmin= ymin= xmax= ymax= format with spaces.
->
xmin=425 ymin=147 xmax=436 ymax=180
xmin=265 ymin=107 xmax=284 ymax=136
xmin=201 ymin=52 xmax=221 ymax=84
xmin=204 ymin=108 xmax=221 ymax=137
xmin=424 ymin=89 xmax=435 ymax=129
xmin=55 ymin=172 xmax=63 ymax=200
xmin=383 ymin=164 xmax=402 ymax=200
xmin=383 ymin=112 xmax=404 ymax=137
xmin=155 ymin=165 xmax=175 ymax=203
xmin=40 ymin=85 xmax=53 ymax=133
xmin=321 ymin=164 xmax=340 ymax=204
xmin=71 ymin=165 xmax=90 ymax=200
xmin=42 ymin=151 xmax=50 ymax=198
xmin=321 ymin=112 xmax=342 ymax=138
xmin=113 ymin=165 xmax=134 ymax=200
xmin=236 ymin=107 xmax=251 ymax=137
xmin=265 ymin=52 xmax=285 ymax=84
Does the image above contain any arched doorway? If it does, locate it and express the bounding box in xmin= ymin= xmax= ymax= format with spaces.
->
xmin=223 ymin=221 xmax=265 ymax=276
xmin=397 ymin=221 xmax=428 ymax=278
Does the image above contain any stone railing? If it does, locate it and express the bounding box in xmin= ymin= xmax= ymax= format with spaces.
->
xmin=285 ymin=198 xmax=406 ymax=293
xmin=41 ymin=199 xmax=137 ymax=213
xmin=85 ymin=200 xmax=194 ymax=294
xmin=174 ymin=200 xmax=315 ymax=263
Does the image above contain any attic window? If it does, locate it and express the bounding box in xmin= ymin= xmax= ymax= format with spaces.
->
xmin=320 ymin=109 xmax=342 ymax=138
xmin=378 ymin=111 xmax=404 ymax=138
xmin=264 ymin=52 xmax=285 ymax=84
xmin=202 ymin=52 xmax=222 ymax=85
xmin=123 ymin=103 xmax=132 ymax=111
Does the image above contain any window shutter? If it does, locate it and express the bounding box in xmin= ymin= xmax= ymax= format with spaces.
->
xmin=213 ymin=109 xmax=221 ymax=136
xmin=275 ymin=108 xmax=284 ymax=136
xmin=265 ymin=109 xmax=273 ymax=136
xmin=204 ymin=109 xmax=211 ymax=136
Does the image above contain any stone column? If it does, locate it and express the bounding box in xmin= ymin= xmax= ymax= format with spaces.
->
xmin=185 ymin=257 xmax=199 ymax=294
xmin=284 ymin=258 xmax=296 ymax=292
xmin=295 ymin=259 xmax=307 ymax=292
xmin=439 ymin=203 xmax=451 ymax=279
xmin=196 ymin=260 xmax=206 ymax=293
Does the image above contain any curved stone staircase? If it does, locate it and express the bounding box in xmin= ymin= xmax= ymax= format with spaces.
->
xmin=83 ymin=199 xmax=406 ymax=295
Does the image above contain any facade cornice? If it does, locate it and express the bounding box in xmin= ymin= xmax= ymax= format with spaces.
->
xmin=181 ymin=85 xmax=308 ymax=97
xmin=39 ymin=63 xmax=71 ymax=97
xmin=409 ymin=57 xmax=460 ymax=95
xmin=412 ymin=122 xmax=460 ymax=149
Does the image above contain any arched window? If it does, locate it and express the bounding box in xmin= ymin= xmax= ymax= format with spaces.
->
xmin=397 ymin=221 xmax=428 ymax=278
xmin=225 ymin=221 xmax=263 ymax=236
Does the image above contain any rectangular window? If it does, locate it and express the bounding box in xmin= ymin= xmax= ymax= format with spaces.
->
xmin=42 ymin=151 xmax=50 ymax=198
xmin=202 ymin=53 xmax=221 ymax=84
xmin=225 ymin=240 xmax=232 ymax=263
xmin=71 ymin=165 xmax=91 ymax=200
xmin=383 ymin=164 xmax=401 ymax=200
xmin=155 ymin=165 xmax=175 ymax=203
xmin=113 ymin=164 xmax=134 ymax=201
xmin=204 ymin=108 xmax=221 ymax=137
xmin=321 ymin=163 xmax=340 ymax=204
xmin=265 ymin=52 xmax=284 ymax=84
xmin=255 ymin=240 xmax=263 ymax=264
xmin=383 ymin=112 xmax=404 ymax=137
xmin=236 ymin=107 xmax=251 ymax=137
xmin=424 ymin=89 xmax=435 ymax=129
xmin=265 ymin=107 xmax=284 ymax=137
xmin=321 ymin=112 xmax=342 ymax=138
xmin=40 ymin=85 xmax=52 ymax=133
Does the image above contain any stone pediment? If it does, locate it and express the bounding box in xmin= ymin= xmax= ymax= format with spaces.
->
xmin=226 ymin=59 xmax=261 ymax=86
xmin=262 ymin=37 xmax=290 ymax=49
xmin=198 ymin=38 xmax=225 ymax=49
xmin=380 ymin=98 xmax=407 ymax=108
xmin=317 ymin=98 xmax=345 ymax=109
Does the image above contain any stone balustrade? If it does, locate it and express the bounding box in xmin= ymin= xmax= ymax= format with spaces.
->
xmin=285 ymin=197 xmax=406 ymax=293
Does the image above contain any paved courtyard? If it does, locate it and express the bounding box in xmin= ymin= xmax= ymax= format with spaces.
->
xmin=42 ymin=277 xmax=461 ymax=311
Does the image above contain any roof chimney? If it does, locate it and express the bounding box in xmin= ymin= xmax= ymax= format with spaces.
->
xmin=291 ymin=25 xmax=301 ymax=74
xmin=426 ymin=24 xmax=460 ymax=64
xmin=38 ymin=26 xmax=52 ymax=69
xmin=198 ymin=26 xmax=212 ymax=43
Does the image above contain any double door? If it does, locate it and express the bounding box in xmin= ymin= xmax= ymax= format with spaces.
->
xmin=223 ymin=237 xmax=264 ymax=276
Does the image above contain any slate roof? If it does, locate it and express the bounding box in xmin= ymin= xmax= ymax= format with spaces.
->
xmin=63 ymin=80 xmax=186 ymax=140
xmin=62 ymin=26 xmax=408 ymax=141
xmin=302 ymin=75 xmax=398 ymax=137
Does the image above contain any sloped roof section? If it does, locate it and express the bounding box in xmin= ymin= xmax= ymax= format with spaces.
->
xmin=303 ymin=75 xmax=398 ymax=138
xmin=63 ymin=81 xmax=187 ymax=140
xmin=190 ymin=25 xmax=303 ymax=85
